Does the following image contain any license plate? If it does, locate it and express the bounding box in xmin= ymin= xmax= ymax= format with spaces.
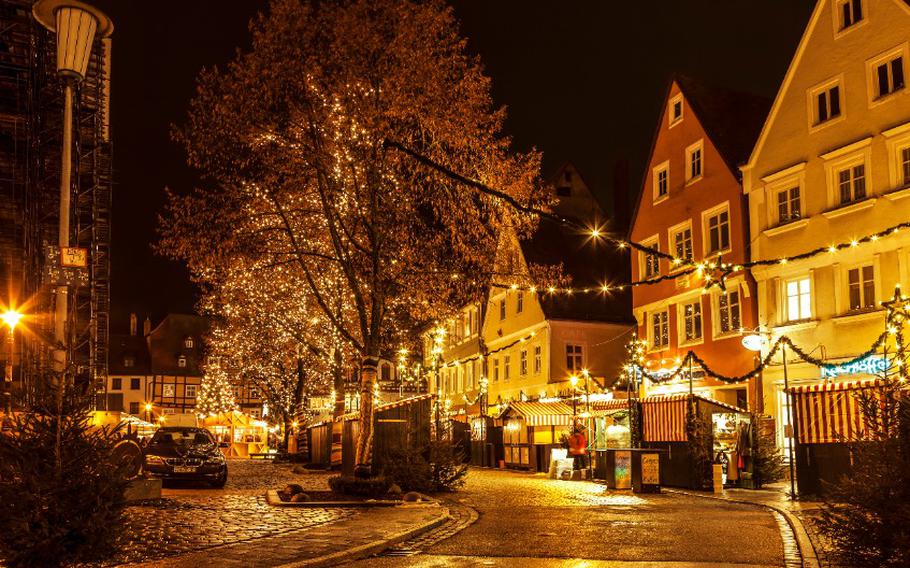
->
xmin=173 ymin=466 xmax=197 ymax=473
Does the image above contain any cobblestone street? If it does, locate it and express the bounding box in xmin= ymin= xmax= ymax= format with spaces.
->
xmin=348 ymin=468 xmax=789 ymax=567
xmin=114 ymin=460 xmax=354 ymax=566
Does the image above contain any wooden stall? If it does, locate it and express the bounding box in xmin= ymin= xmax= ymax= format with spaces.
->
xmin=498 ymin=401 xmax=578 ymax=472
xmin=789 ymin=378 xmax=901 ymax=496
xmin=340 ymin=394 xmax=433 ymax=476
xmin=639 ymin=394 xmax=750 ymax=490
xmin=201 ymin=411 xmax=269 ymax=458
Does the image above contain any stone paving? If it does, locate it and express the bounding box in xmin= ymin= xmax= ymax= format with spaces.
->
xmin=111 ymin=460 xmax=355 ymax=566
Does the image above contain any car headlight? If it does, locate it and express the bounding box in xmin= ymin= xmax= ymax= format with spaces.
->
xmin=205 ymin=454 xmax=225 ymax=464
xmin=145 ymin=455 xmax=165 ymax=465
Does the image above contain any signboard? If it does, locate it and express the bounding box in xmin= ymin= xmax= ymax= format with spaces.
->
xmin=641 ymin=453 xmax=660 ymax=485
xmin=820 ymin=356 xmax=889 ymax=378
xmin=60 ymin=246 xmax=88 ymax=268
xmin=614 ymin=450 xmax=631 ymax=489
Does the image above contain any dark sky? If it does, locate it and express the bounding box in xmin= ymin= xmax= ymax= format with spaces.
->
xmin=91 ymin=0 xmax=815 ymax=333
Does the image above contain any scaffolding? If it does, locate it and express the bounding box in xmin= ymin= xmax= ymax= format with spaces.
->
xmin=0 ymin=0 xmax=112 ymax=397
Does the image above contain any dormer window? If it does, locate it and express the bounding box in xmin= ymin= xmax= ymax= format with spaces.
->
xmin=123 ymin=355 xmax=135 ymax=368
xmin=837 ymin=0 xmax=863 ymax=31
xmin=178 ymin=355 xmax=187 ymax=368
xmin=669 ymin=94 xmax=683 ymax=127
xmin=184 ymin=337 xmax=194 ymax=349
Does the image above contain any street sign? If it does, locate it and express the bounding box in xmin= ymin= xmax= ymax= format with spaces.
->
xmin=61 ymin=246 xmax=88 ymax=268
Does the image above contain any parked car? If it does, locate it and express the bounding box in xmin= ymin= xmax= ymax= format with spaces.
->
xmin=143 ymin=427 xmax=228 ymax=487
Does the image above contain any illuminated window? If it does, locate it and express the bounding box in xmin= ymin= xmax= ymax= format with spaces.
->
xmin=874 ymin=55 xmax=905 ymax=99
xmin=777 ymin=187 xmax=801 ymax=224
xmin=671 ymin=223 xmax=693 ymax=263
xmin=123 ymin=355 xmax=135 ymax=368
xmin=566 ymin=344 xmax=584 ymax=371
xmin=650 ymin=312 xmax=669 ymax=350
xmin=837 ymin=164 xmax=866 ymax=204
xmin=641 ymin=237 xmax=660 ymax=279
xmin=178 ymin=355 xmax=187 ymax=368
xmin=184 ymin=337 xmax=194 ymax=349
xmin=682 ymin=300 xmax=703 ymax=343
xmin=717 ymin=291 xmax=741 ymax=334
xmin=705 ymin=207 xmax=731 ymax=255
xmin=786 ymin=277 xmax=812 ymax=321
xmin=534 ymin=345 xmax=542 ymax=374
xmin=848 ymin=265 xmax=875 ymax=311
xmin=185 ymin=384 xmax=197 ymax=399
xmin=517 ymin=292 xmax=524 ymax=314
xmin=163 ymin=384 xmax=175 ymax=398
xmin=685 ymin=140 xmax=703 ymax=182
xmin=837 ymin=0 xmax=863 ymax=30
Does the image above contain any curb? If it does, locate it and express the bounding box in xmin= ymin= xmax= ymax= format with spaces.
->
xmin=274 ymin=505 xmax=451 ymax=568
xmin=665 ymin=488 xmax=819 ymax=568
xmin=265 ymin=489 xmax=401 ymax=507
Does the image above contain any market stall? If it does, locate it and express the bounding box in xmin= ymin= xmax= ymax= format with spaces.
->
xmin=789 ymin=378 xmax=894 ymax=495
xmin=640 ymin=393 xmax=751 ymax=489
xmin=201 ymin=411 xmax=269 ymax=458
xmin=587 ymin=398 xmax=635 ymax=479
xmin=90 ymin=411 xmax=157 ymax=440
xmin=498 ymin=401 xmax=577 ymax=472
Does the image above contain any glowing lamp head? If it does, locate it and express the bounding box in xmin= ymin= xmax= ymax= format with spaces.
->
xmin=742 ymin=334 xmax=767 ymax=352
xmin=144 ymin=403 xmax=153 ymax=412
xmin=1 ymin=310 xmax=23 ymax=331
xmin=569 ymin=375 xmax=579 ymax=387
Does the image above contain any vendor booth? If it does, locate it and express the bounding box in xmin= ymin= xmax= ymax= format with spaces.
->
xmin=790 ymin=378 xmax=895 ymax=495
xmin=588 ymin=399 xmax=635 ymax=479
xmin=90 ymin=411 xmax=157 ymax=440
xmin=499 ymin=401 xmax=575 ymax=471
xmin=201 ymin=411 xmax=269 ymax=457
xmin=640 ymin=393 xmax=751 ymax=490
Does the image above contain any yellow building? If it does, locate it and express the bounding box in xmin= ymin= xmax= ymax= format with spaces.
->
xmin=741 ymin=0 xmax=910 ymax=451
xmin=427 ymin=163 xmax=633 ymax=419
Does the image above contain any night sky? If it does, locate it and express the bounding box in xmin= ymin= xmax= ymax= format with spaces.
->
xmin=92 ymin=0 xmax=815 ymax=333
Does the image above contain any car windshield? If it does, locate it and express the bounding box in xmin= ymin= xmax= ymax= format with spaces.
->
xmin=150 ymin=429 xmax=214 ymax=447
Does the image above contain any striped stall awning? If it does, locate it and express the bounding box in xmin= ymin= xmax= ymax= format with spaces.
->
xmin=499 ymin=401 xmax=576 ymax=426
xmin=641 ymin=393 xmax=747 ymax=443
xmin=587 ymin=398 xmax=633 ymax=417
xmin=789 ymin=379 xmax=886 ymax=444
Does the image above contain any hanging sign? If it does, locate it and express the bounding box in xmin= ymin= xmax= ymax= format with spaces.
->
xmin=60 ymin=246 xmax=88 ymax=268
xmin=820 ymin=356 xmax=889 ymax=378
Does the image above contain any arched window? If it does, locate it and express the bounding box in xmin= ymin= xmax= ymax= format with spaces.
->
xmin=178 ymin=355 xmax=187 ymax=368
xmin=184 ymin=337 xmax=194 ymax=349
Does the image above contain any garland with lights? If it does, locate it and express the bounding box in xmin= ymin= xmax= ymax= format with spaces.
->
xmin=386 ymin=139 xmax=910 ymax=294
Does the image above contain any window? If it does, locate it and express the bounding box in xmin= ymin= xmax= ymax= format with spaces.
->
xmin=650 ymin=312 xmax=669 ymax=350
xmin=566 ymin=344 xmax=584 ymax=372
xmin=848 ymin=265 xmax=875 ymax=311
xmin=875 ymin=55 xmax=905 ymax=99
xmin=902 ymin=147 xmax=910 ymax=186
xmin=111 ymin=377 xmax=122 ymax=391
xmin=671 ymin=224 xmax=693 ymax=263
xmin=493 ymin=358 xmax=500 ymax=382
xmin=250 ymin=388 xmax=260 ymax=399
xmin=777 ymin=187 xmax=801 ymax=223
xmin=786 ymin=278 xmax=812 ymax=321
xmin=653 ymin=161 xmax=669 ymax=201
xmin=504 ymin=355 xmax=511 ymax=381
xmin=837 ymin=0 xmax=863 ymax=30
xmin=250 ymin=409 xmax=261 ymax=419
xmin=464 ymin=309 xmax=473 ymax=337
xmin=130 ymin=378 xmax=141 ymax=390
xmin=185 ymin=384 xmax=197 ymax=398
xmin=163 ymin=384 xmax=175 ymax=398
xmin=467 ymin=363 xmax=474 ymax=390
xmin=682 ymin=300 xmax=703 ymax=343
xmin=520 ymin=349 xmax=528 ymax=375
xmin=499 ymin=298 xmax=506 ymax=320
xmin=129 ymin=402 xmax=140 ymax=415
xmin=705 ymin=208 xmax=731 ymax=254
xmin=123 ymin=356 xmax=135 ymax=368
xmin=669 ymin=94 xmax=683 ymax=126
xmin=184 ymin=337 xmax=194 ymax=349
xmin=534 ymin=345 xmax=542 ymax=374
xmin=813 ymin=84 xmax=841 ymax=125
xmin=837 ymin=164 xmax=866 ymax=204
xmin=517 ymin=292 xmax=524 ymax=314
xmin=686 ymin=141 xmax=703 ymax=181
xmin=642 ymin=238 xmax=660 ymax=279
xmin=717 ymin=291 xmax=741 ymax=334
xmin=177 ymin=355 xmax=187 ymax=368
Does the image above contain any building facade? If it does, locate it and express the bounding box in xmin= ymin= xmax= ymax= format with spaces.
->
xmin=630 ymin=77 xmax=769 ymax=410
xmin=741 ymin=0 xmax=910 ymax=450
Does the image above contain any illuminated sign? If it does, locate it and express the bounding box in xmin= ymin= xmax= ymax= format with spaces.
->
xmin=820 ymin=356 xmax=889 ymax=378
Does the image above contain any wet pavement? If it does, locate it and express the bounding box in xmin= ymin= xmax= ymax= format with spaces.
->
xmin=346 ymin=468 xmax=787 ymax=567
xmin=114 ymin=460 xmax=354 ymax=566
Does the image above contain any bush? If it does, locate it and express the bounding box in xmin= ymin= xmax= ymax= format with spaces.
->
xmin=0 ymin=383 xmax=130 ymax=567
xmin=328 ymin=475 xmax=392 ymax=497
xmin=381 ymin=439 xmax=467 ymax=493
xmin=815 ymin=380 xmax=910 ymax=567
xmin=750 ymin=414 xmax=786 ymax=489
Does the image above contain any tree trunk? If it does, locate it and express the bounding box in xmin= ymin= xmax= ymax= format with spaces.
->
xmin=283 ymin=416 xmax=291 ymax=451
xmin=355 ymin=356 xmax=379 ymax=469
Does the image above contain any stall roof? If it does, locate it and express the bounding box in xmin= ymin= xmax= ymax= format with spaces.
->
xmin=788 ymin=378 xmax=893 ymax=394
xmin=498 ymin=401 xmax=576 ymax=426
xmin=641 ymin=393 xmax=746 ymax=414
xmin=338 ymin=393 xmax=435 ymax=422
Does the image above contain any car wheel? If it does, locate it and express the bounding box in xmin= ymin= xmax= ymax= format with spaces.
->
xmin=210 ymin=468 xmax=227 ymax=489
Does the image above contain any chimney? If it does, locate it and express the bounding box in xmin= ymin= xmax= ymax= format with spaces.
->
xmin=129 ymin=313 xmax=137 ymax=336
xmin=143 ymin=316 xmax=152 ymax=336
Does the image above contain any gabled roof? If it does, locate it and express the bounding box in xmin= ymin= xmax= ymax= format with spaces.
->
xmin=108 ymin=333 xmax=151 ymax=375
xmin=519 ymin=217 xmax=632 ymax=323
xmin=628 ymin=74 xmax=771 ymax=238
xmin=147 ymin=314 xmax=209 ymax=377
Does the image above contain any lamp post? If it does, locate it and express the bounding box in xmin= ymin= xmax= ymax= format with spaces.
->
xmin=1 ymin=310 xmax=23 ymax=414
xmin=144 ymin=402 xmax=153 ymax=424
xmin=743 ymin=330 xmax=796 ymax=500
xmin=32 ymin=0 xmax=113 ymax=378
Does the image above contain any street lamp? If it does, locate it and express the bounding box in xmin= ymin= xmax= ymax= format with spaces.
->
xmin=144 ymin=402 xmax=153 ymax=423
xmin=32 ymin=0 xmax=113 ymax=376
xmin=743 ymin=329 xmax=796 ymax=500
xmin=1 ymin=310 xmax=22 ymax=414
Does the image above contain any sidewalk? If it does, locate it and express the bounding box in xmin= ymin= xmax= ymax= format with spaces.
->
xmin=125 ymin=502 xmax=450 ymax=568
xmin=665 ymin=482 xmax=825 ymax=568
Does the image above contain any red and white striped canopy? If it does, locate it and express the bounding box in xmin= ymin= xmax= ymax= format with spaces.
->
xmin=499 ymin=401 xmax=576 ymax=426
xmin=789 ymin=379 xmax=885 ymax=444
xmin=641 ymin=393 xmax=747 ymax=442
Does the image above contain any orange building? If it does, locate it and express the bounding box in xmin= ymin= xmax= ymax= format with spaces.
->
xmin=629 ymin=76 xmax=769 ymax=410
